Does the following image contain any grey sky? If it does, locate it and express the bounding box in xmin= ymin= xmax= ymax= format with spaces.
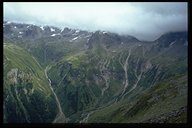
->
xmin=3 ymin=2 xmax=188 ymax=41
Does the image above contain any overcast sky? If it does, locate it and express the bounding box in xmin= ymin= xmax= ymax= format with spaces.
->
xmin=3 ymin=2 xmax=188 ymax=41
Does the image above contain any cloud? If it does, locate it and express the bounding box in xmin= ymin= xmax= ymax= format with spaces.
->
xmin=3 ymin=2 xmax=188 ymax=41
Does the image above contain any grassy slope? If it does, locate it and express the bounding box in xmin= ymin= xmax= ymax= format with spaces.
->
xmin=88 ymin=74 xmax=187 ymax=123
xmin=4 ymin=33 xmax=187 ymax=123
xmin=46 ymin=41 xmax=187 ymax=123
xmin=4 ymin=42 xmax=58 ymax=123
xmin=64 ymin=42 xmax=187 ymax=122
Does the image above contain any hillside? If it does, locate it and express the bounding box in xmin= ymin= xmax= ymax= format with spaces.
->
xmin=3 ymin=42 xmax=59 ymax=123
xmin=3 ymin=21 xmax=188 ymax=123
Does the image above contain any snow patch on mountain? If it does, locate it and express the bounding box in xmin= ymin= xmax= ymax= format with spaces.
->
xmin=75 ymin=30 xmax=80 ymax=33
xmin=61 ymin=28 xmax=65 ymax=32
xmin=69 ymin=36 xmax=80 ymax=42
xmin=6 ymin=21 xmax=11 ymax=24
xmin=103 ymin=31 xmax=108 ymax=34
xmin=51 ymin=33 xmax=61 ymax=36
xmin=71 ymin=37 xmax=79 ymax=41
xmin=40 ymin=26 xmax=44 ymax=31
xmin=169 ymin=41 xmax=176 ymax=46
xmin=50 ymin=28 xmax=55 ymax=32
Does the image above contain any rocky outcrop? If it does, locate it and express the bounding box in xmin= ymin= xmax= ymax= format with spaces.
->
xmin=143 ymin=106 xmax=187 ymax=123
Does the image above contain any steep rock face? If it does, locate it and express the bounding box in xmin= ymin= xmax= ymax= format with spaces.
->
xmin=24 ymin=25 xmax=43 ymax=39
xmin=4 ymin=22 xmax=44 ymax=40
xmin=87 ymin=31 xmax=140 ymax=49
xmin=3 ymin=22 xmax=91 ymax=43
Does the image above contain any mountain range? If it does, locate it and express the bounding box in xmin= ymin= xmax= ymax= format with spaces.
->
xmin=3 ymin=21 xmax=188 ymax=123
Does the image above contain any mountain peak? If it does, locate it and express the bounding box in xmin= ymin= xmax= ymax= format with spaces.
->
xmin=155 ymin=31 xmax=188 ymax=48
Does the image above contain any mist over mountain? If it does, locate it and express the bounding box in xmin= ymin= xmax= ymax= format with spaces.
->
xmin=4 ymin=2 xmax=187 ymax=41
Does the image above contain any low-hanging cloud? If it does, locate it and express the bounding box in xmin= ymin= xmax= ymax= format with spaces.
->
xmin=3 ymin=2 xmax=188 ymax=41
